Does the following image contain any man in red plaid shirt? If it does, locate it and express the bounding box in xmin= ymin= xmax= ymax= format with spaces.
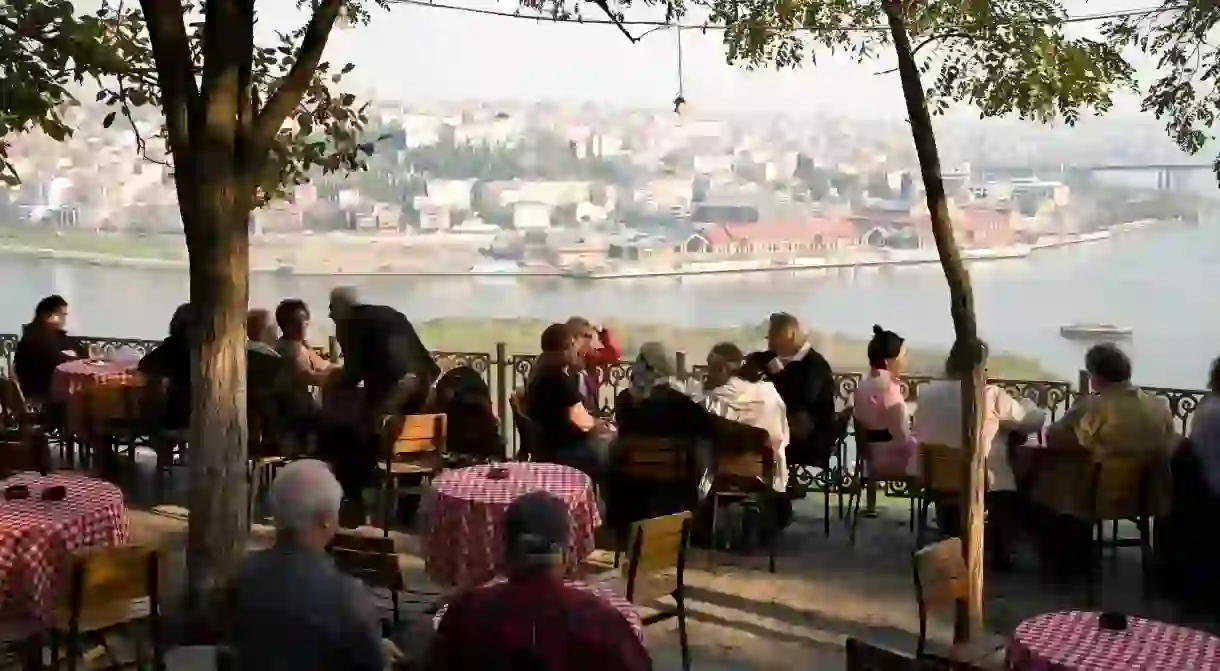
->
xmin=425 ymin=492 xmax=651 ymax=671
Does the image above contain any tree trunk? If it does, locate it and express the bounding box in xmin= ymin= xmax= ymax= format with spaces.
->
xmin=182 ymin=177 xmax=250 ymax=634
xmin=882 ymin=0 xmax=987 ymax=640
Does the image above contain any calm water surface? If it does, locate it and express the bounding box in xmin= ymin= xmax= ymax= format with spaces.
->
xmin=0 ymin=223 xmax=1215 ymax=389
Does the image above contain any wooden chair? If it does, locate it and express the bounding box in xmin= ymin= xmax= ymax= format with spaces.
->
xmin=247 ymin=403 xmax=291 ymax=525
xmin=509 ymin=390 xmax=542 ymax=462
xmin=327 ymin=533 xmax=413 ymax=628
xmin=708 ymin=418 xmax=778 ymax=573
xmin=911 ymin=538 xmax=1005 ymax=669
xmin=916 ymin=443 xmax=967 ymax=548
xmin=1085 ymin=453 xmax=1167 ymax=602
xmin=378 ymin=413 xmax=446 ymax=536
xmin=617 ymin=512 xmax=693 ymax=671
xmin=845 ymin=637 xmax=923 ymax=670
xmin=0 ymin=376 xmax=51 ymax=476
xmin=611 ymin=435 xmax=694 ymax=567
xmin=50 ymin=545 xmax=163 ymax=671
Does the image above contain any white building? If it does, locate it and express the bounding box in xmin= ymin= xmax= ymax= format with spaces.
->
xmin=513 ymin=202 xmax=552 ymax=231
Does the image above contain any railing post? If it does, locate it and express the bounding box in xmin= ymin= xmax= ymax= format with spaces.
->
xmin=328 ymin=335 xmax=339 ymax=362
xmin=1077 ymin=368 xmax=1091 ymax=397
xmin=495 ymin=341 xmax=508 ymax=458
xmin=675 ymin=351 xmax=687 ymax=379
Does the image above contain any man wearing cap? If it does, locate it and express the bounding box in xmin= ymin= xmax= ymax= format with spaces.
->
xmin=426 ymin=492 xmax=652 ymax=671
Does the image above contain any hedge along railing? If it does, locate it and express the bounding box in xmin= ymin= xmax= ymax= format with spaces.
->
xmin=0 ymin=333 xmax=1208 ymax=498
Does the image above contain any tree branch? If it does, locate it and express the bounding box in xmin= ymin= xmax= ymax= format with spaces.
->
xmin=251 ymin=0 xmax=344 ymax=148
xmin=592 ymin=0 xmax=640 ymax=43
xmin=138 ymin=0 xmax=200 ymax=161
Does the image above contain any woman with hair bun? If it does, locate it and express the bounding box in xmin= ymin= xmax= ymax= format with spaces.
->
xmin=852 ymin=325 xmax=918 ymax=517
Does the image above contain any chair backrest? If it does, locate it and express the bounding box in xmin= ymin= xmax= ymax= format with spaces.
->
xmin=920 ymin=443 xmax=967 ymax=494
xmin=326 ymin=533 xmax=403 ymax=591
xmin=62 ymin=545 xmax=161 ymax=621
xmin=1091 ymin=453 xmax=1167 ymax=519
xmin=912 ymin=537 xmax=967 ymax=618
xmin=382 ymin=413 xmax=446 ymax=459
xmin=845 ymin=637 xmax=924 ymax=670
xmin=510 ymin=390 xmax=541 ymax=461
xmin=709 ymin=417 xmax=773 ymax=485
xmin=0 ymin=377 xmax=28 ymax=427
xmin=617 ymin=435 xmax=689 ymax=482
xmin=621 ymin=511 xmax=693 ymax=604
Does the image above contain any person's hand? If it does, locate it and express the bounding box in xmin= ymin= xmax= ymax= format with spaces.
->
xmin=60 ymin=350 xmax=80 ymax=358
xmin=380 ymin=638 xmax=404 ymax=665
xmin=766 ymin=358 xmax=784 ymax=375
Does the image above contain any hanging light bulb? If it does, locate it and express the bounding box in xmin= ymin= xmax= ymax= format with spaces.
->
xmin=673 ymin=95 xmax=687 ymax=115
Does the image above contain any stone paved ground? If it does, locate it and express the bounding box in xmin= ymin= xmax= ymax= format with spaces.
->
xmin=121 ymin=491 xmax=1211 ymax=671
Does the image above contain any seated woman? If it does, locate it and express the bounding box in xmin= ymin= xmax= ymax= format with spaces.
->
xmin=139 ymin=303 xmax=194 ymax=430
xmin=912 ymin=341 xmax=1047 ymax=569
xmin=432 ymin=365 xmax=504 ymax=464
xmin=14 ymin=294 xmax=85 ymax=402
xmin=612 ymin=342 xmax=715 ymax=524
xmin=852 ymin=325 xmax=918 ymax=517
xmin=701 ymin=342 xmax=791 ymax=495
xmin=524 ymin=323 xmax=613 ymax=477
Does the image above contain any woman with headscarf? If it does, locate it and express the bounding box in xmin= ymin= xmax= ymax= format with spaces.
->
xmin=432 ymin=365 xmax=504 ymax=464
xmin=614 ymin=342 xmax=711 ymax=439
xmin=851 ymin=325 xmax=918 ymax=517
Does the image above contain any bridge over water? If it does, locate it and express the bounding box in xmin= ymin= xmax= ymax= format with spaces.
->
xmin=976 ymin=162 xmax=1214 ymax=190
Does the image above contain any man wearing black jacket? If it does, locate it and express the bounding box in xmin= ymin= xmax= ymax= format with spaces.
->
xmin=325 ymin=287 xmax=440 ymax=524
xmin=753 ymin=313 xmax=837 ymax=470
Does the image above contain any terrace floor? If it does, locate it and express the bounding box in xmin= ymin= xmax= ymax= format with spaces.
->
xmin=124 ymin=487 xmax=1209 ymax=671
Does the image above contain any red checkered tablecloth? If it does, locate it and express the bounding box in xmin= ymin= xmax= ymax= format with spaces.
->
xmin=51 ymin=359 xmax=142 ymax=436
xmin=0 ymin=473 xmax=130 ymax=623
xmin=432 ymin=578 xmax=644 ymax=640
xmin=1007 ymin=610 xmax=1220 ymax=670
xmin=422 ymin=462 xmax=601 ymax=589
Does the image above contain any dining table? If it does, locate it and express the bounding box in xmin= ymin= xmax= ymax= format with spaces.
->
xmin=1007 ymin=610 xmax=1220 ymax=670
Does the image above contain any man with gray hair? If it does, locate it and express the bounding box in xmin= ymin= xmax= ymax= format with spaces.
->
xmin=229 ymin=459 xmax=392 ymax=671
xmin=324 ymin=286 xmax=440 ymax=523
xmin=426 ymin=492 xmax=651 ymax=671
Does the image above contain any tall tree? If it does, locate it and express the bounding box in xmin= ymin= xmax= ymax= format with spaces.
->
xmin=3 ymin=0 xmax=381 ymax=623
xmin=709 ymin=0 xmax=1131 ymax=638
xmin=1104 ymin=1 xmax=1220 ymax=184
xmin=553 ymin=0 xmax=1130 ymax=638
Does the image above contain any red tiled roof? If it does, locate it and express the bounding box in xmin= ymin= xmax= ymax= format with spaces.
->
xmin=699 ymin=217 xmax=855 ymax=246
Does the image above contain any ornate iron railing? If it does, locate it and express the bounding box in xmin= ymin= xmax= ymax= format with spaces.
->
xmin=0 ymin=332 xmax=1206 ymax=501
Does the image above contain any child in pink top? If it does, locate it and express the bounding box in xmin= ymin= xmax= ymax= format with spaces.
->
xmin=853 ymin=325 xmax=918 ymax=514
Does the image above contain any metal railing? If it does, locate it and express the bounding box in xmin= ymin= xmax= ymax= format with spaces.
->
xmin=0 ymin=332 xmax=1207 ymax=500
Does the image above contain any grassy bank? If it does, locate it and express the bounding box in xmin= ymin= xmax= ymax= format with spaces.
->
xmin=414 ymin=317 xmax=1058 ymax=381
xmin=0 ymin=228 xmax=183 ymax=259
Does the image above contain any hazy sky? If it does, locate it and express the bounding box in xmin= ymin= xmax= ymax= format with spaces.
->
xmin=293 ymin=0 xmax=1160 ymax=116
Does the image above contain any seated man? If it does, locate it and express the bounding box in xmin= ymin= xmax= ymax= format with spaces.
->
xmin=566 ymin=316 xmax=623 ymax=408
xmin=1037 ymin=343 xmax=1177 ymax=578
xmin=525 ymin=323 xmax=613 ymax=476
xmin=426 ymin=491 xmax=651 ymax=671
xmin=912 ymin=341 xmax=1047 ymax=569
xmin=229 ymin=459 xmax=399 ymax=671
xmin=751 ymin=313 xmax=836 ymax=469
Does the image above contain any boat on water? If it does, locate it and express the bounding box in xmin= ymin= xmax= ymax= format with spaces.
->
xmin=1059 ymin=323 xmax=1133 ymax=340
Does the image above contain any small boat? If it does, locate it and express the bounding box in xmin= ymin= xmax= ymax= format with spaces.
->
xmin=1059 ymin=323 xmax=1133 ymax=340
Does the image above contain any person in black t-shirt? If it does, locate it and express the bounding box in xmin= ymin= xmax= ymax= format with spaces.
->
xmin=525 ymin=323 xmax=612 ymax=477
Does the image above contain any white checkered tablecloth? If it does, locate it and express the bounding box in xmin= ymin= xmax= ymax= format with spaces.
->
xmin=51 ymin=359 xmax=142 ymax=436
xmin=422 ymin=462 xmax=602 ymax=589
xmin=432 ymin=578 xmax=644 ymax=641
xmin=1007 ymin=610 xmax=1220 ymax=670
xmin=0 ymin=473 xmax=130 ymax=623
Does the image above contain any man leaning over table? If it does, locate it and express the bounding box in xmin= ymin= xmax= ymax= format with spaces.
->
xmin=1035 ymin=343 xmax=1177 ymax=579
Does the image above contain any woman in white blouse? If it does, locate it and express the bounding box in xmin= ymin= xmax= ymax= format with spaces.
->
xmin=912 ymin=344 xmax=1047 ymax=568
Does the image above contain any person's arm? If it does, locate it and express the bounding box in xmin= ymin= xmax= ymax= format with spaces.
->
xmin=585 ymin=326 xmax=624 ymax=366
xmin=336 ymin=320 xmax=367 ymax=389
xmin=548 ymin=370 xmax=598 ymax=432
xmin=337 ymin=579 xmax=390 ymax=671
xmin=137 ymin=344 xmax=171 ymax=377
xmin=1046 ymin=397 xmax=1090 ymax=450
